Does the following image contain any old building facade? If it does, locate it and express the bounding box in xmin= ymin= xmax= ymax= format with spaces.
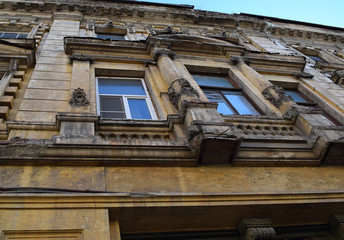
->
xmin=0 ymin=0 xmax=344 ymax=239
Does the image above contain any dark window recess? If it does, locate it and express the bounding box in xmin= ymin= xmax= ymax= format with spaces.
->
xmin=121 ymin=229 xmax=240 ymax=240
xmin=193 ymin=74 xmax=261 ymax=115
xmin=0 ymin=32 xmax=28 ymax=39
xmin=96 ymin=33 xmax=125 ymax=40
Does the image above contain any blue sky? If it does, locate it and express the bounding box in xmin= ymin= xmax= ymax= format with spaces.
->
xmin=145 ymin=0 xmax=344 ymax=29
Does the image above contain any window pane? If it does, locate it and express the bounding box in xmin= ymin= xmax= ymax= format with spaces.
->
xmin=2 ymin=33 xmax=18 ymax=38
xmin=100 ymin=112 xmax=126 ymax=119
xmin=193 ymin=75 xmax=234 ymax=88
xmin=224 ymin=91 xmax=260 ymax=115
xmin=96 ymin=34 xmax=125 ymax=40
xmin=285 ymin=90 xmax=309 ymax=103
xmin=128 ymin=99 xmax=152 ymax=119
xmin=98 ymin=78 xmax=146 ymax=95
xmin=307 ymin=55 xmax=326 ymax=63
xmin=17 ymin=33 xmax=27 ymax=39
xmin=203 ymin=90 xmax=235 ymax=115
xmin=100 ymin=96 xmax=124 ymax=111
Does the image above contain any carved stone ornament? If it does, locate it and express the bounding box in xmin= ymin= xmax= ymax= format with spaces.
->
xmin=168 ymin=78 xmax=200 ymax=107
xmin=293 ymin=72 xmax=314 ymax=79
xmin=69 ymin=88 xmax=90 ymax=107
xmin=332 ymin=70 xmax=344 ymax=85
xmin=262 ymin=85 xmax=290 ymax=108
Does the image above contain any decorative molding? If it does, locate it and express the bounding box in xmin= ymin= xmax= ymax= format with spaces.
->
xmin=262 ymin=85 xmax=291 ymax=108
xmin=332 ymin=70 xmax=344 ymax=85
xmin=234 ymin=123 xmax=298 ymax=137
xmin=0 ymin=229 xmax=83 ymax=240
xmin=69 ymin=88 xmax=90 ymax=107
xmin=98 ymin=132 xmax=171 ymax=141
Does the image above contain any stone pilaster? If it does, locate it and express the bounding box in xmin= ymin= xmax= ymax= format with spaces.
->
xmin=234 ymin=57 xmax=298 ymax=117
xmin=156 ymin=51 xmax=241 ymax=164
xmin=156 ymin=51 xmax=200 ymax=111
xmin=68 ymin=59 xmax=92 ymax=113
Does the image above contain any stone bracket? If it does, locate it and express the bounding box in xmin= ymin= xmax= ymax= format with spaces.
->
xmin=239 ymin=218 xmax=276 ymax=240
xmin=188 ymin=122 xmax=241 ymax=164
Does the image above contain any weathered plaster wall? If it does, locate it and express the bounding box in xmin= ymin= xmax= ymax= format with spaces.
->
xmin=1 ymin=166 xmax=344 ymax=194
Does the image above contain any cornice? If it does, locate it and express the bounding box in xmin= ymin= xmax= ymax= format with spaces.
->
xmin=64 ymin=37 xmax=148 ymax=55
xmin=0 ymin=191 xmax=344 ymax=209
xmin=1 ymin=0 xmax=343 ymax=46
xmin=242 ymin=52 xmax=306 ymax=72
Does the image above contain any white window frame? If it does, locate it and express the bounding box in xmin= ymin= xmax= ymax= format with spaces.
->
xmin=96 ymin=77 xmax=157 ymax=120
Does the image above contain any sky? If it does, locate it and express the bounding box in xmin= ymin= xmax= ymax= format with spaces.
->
xmin=144 ymin=0 xmax=344 ymax=29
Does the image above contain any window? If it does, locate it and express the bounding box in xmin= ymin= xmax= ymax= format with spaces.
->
xmin=0 ymin=32 xmax=28 ymax=39
xmin=96 ymin=77 xmax=156 ymax=120
xmin=284 ymin=89 xmax=316 ymax=106
xmin=306 ymin=55 xmax=326 ymax=63
xmin=193 ymin=74 xmax=261 ymax=115
xmin=96 ymin=33 xmax=126 ymax=40
xmin=285 ymin=89 xmax=341 ymax=126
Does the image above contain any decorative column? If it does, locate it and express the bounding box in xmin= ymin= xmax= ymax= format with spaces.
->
xmin=156 ymin=50 xmax=200 ymax=111
xmin=156 ymin=50 xmax=241 ymax=164
xmin=239 ymin=218 xmax=276 ymax=240
xmin=234 ymin=57 xmax=296 ymax=117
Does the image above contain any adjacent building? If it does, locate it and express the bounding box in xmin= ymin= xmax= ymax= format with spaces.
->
xmin=0 ymin=0 xmax=344 ymax=239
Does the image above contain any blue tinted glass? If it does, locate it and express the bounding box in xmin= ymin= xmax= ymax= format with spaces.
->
xmin=307 ymin=55 xmax=326 ymax=63
xmin=2 ymin=33 xmax=18 ymax=38
xmin=128 ymin=99 xmax=152 ymax=119
xmin=285 ymin=90 xmax=309 ymax=103
xmin=193 ymin=75 xmax=234 ymax=88
xmin=203 ymin=90 xmax=234 ymax=115
xmin=97 ymin=34 xmax=125 ymax=40
xmin=17 ymin=33 xmax=27 ymax=39
xmin=98 ymin=78 xmax=146 ymax=95
xmin=224 ymin=91 xmax=260 ymax=115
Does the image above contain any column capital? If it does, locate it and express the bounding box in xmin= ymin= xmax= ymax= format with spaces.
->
xmin=153 ymin=49 xmax=176 ymax=62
